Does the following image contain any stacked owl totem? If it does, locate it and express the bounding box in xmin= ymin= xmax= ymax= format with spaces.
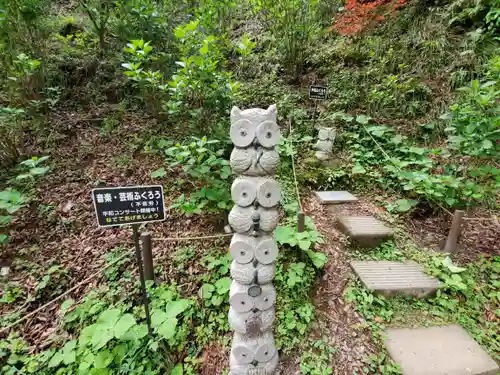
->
xmin=227 ymin=105 xmax=281 ymax=375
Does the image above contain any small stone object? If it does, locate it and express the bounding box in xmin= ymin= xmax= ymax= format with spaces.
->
xmin=228 ymin=105 xmax=280 ymax=375
xmin=337 ymin=216 xmax=393 ymax=248
xmin=0 ymin=266 xmax=9 ymax=278
xmin=384 ymin=325 xmax=499 ymax=375
xmin=315 ymin=191 xmax=358 ymax=204
xmin=350 ymin=261 xmax=443 ymax=298
xmin=314 ymin=127 xmax=336 ymax=161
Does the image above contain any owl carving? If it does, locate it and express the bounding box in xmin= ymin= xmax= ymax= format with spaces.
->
xmin=231 ymin=177 xmax=281 ymax=209
xmin=230 ymin=234 xmax=278 ymax=265
xmin=314 ymin=127 xmax=336 ymax=161
xmin=230 ymin=147 xmax=280 ymax=176
xmin=228 ymin=205 xmax=279 ymax=234
xmin=229 ymin=281 xmax=276 ymax=313
xmin=230 ymin=105 xmax=280 ymax=148
xmin=230 ymin=105 xmax=281 ymax=178
xmin=229 ymin=306 xmax=275 ymax=335
xmin=231 ymin=260 xmax=276 ymax=285
xmin=231 ymin=331 xmax=277 ymax=366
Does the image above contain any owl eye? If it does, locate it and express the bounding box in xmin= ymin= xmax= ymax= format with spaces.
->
xmin=256 ymin=120 xmax=280 ymax=148
xmin=230 ymin=119 xmax=255 ymax=147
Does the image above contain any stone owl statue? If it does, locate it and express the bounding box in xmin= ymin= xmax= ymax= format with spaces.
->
xmin=230 ymin=105 xmax=281 ymax=176
xmin=314 ymin=127 xmax=336 ymax=161
xmin=228 ymin=105 xmax=280 ymax=375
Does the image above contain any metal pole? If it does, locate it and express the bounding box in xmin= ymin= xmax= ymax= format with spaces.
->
xmin=132 ymin=225 xmax=153 ymax=336
xmin=297 ymin=211 xmax=305 ymax=233
xmin=141 ymin=232 xmax=155 ymax=283
xmin=443 ymin=210 xmax=465 ymax=253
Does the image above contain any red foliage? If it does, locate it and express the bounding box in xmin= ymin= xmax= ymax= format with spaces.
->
xmin=331 ymin=0 xmax=407 ymax=35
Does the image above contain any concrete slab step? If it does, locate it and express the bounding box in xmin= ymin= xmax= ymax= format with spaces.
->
xmin=350 ymin=260 xmax=442 ymax=298
xmin=337 ymin=216 xmax=393 ymax=248
xmin=384 ymin=325 xmax=499 ymax=375
xmin=315 ymin=191 xmax=358 ymax=204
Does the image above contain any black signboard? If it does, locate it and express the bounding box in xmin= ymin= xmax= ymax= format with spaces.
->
xmin=309 ymin=85 xmax=328 ymax=100
xmin=92 ymin=185 xmax=165 ymax=227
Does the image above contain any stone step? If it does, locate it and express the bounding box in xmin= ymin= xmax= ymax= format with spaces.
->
xmin=350 ymin=260 xmax=442 ymax=298
xmin=315 ymin=191 xmax=358 ymax=204
xmin=337 ymin=216 xmax=393 ymax=248
xmin=384 ymin=325 xmax=499 ymax=375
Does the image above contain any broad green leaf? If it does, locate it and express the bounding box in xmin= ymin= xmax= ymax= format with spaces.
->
xmin=158 ymin=317 xmax=178 ymax=340
xmin=120 ymin=323 xmax=148 ymax=340
xmin=215 ymin=277 xmax=231 ymax=294
xmin=30 ymin=167 xmax=50 ymax=175
xmin=48 ymin=351 xmax=63 ymax=368
xmin=211 ymin=295 xmax=223 ymax=306
xmin=151 ymin=168 xmax=166 ymax=178
xmin=0 ymin=234 xmax=8 ymax=244
xmin=356 ymin=115 xmax=371 ymax=124
xmin=393 ymin=199 xmax=418 ymax=212
xmin=390 ymin=135 xmax=403 ymax=144
xmin=0 ymin=215 xmax=13 ymax=226
xmin=78 ymin=352 xmax=95 ymax=371
xmin=151 ymin=309 xmax=169 ymax=327
xmin=442 ymin=256 xmax=466 ymax=273
xmin=93 ymin=349 xmax=112 ymax=369
xmin=165 ymin=299 xmax=190 ymax=318
xmin=113 ymin=343 xmax=128 ymax=363
xmin=79 ymin=324 xmax=97 ymax=347
xmin=307 ymin=251 xmax=328 ymax=268
xmin=199 ymin=283 xmax=215 ymax=299
xmin=114 ymin=313 xmax=136 ymax=339
xmin=274 ymin=226 xmax=295 ymax=244
xmin=352 ymin=164 xmax=366 ymax=174
xmin=171 ymin=363 xmax=183 ymax=375
xmin=482 ymin=139 xmax=493 ymax=149
xmin=60 ymin=299 xmax=74 ymax=314
xmin=62 ymin=340 xmax=77 ymax=365
xmin=91 ymin=328 xmax=114 ymax=350
xmin=97 ymin=308 xmax=122 ymax=329
xmin=298 ymin=240 xmax=311 ymax=251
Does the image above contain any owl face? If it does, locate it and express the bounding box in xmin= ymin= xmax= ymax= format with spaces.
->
xmin=230 ymin=234 xmax=278 ymax=265
xmin=230 ymin=281 xmax=276 ymax=313
xmin=231 ymin=177 xmax=281 ymax=209
xmin=230 ymin=105 xmax=280 ymax=148
xmin=231 ymin=331 xmax=276 ymax=366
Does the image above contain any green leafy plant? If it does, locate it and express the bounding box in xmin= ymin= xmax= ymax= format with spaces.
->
xmin=154 ymin=136 xmax=232 ymax=215
xmin=442 ymin=79 xmax=499 ymax=157
xmin=165 ymin=19 xmax=239 ymax=123
xmin=199 ymin=277 xmax=231 ymax=307
xmin=78 ymin=0 xmax=114 ymax=53
xmin=275 ymin=216 xmax=327 ymax=268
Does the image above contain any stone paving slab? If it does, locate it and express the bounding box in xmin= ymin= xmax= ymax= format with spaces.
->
xmin=337 ymin=216 xmax=393 ymax=247
xmin=384 ymin=325 xmax=499 ymax=375
xmin=350 ymin=261 xmax=442 ymax=298
xmin=315 ymin=191 xmax=358 ymax=204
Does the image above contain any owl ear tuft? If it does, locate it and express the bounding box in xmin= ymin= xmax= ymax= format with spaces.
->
xmin=267 ymin=104 xmax=277 ymax=121
xmin=231 ymin=106 xmax=242 ymax=122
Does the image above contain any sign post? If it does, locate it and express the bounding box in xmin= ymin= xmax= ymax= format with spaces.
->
xmin=309 ymin=84 xmax=328 ymax=125
xmin=92 ymin=185 xmax=166 ymax=337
